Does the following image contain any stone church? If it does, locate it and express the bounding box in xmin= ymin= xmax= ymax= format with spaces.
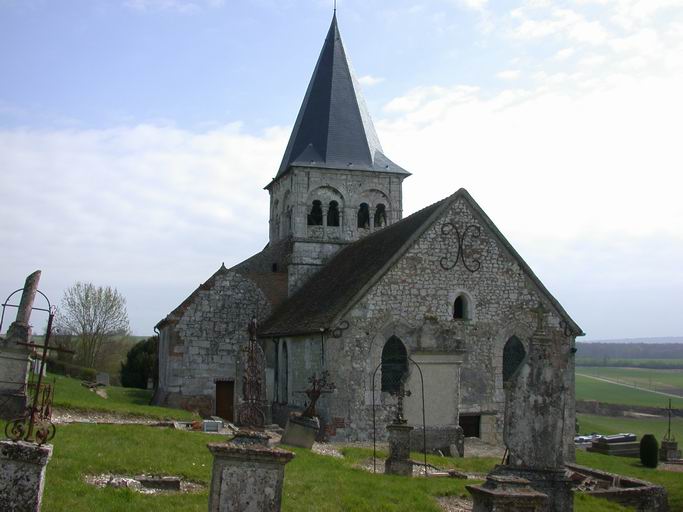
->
xmin=154 ymin=15 xmax=582 ymax=453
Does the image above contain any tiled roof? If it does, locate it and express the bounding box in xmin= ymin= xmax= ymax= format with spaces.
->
xmin=259 ymin=198 xmax=447 ymax=336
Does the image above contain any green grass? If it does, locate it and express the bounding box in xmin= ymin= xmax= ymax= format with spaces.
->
xmin=48 ymin=372 xmax=197 ymax=420
xmin=578 ymin=367 xmax=683 ymax=395
xmin=578 ymin=413 xmax=683 ymax=445
xmin=575 ymin=373 xmax=683 ymax=408
xmin=0 ymin=420 xmax=634 ymax=512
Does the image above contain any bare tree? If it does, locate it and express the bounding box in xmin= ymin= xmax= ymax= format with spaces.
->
xmin=58 ymin=282 xmax=130 ymax=368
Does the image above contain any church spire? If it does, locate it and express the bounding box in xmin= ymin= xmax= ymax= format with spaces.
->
xmin=276 ymin=15 xmax=408 ymax=178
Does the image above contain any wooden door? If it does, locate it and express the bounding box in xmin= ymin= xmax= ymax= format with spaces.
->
xmin=215 ymin=381 xmax=234 ymax=421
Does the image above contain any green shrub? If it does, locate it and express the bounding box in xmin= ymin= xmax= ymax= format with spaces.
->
xmin=639 ymin=434 xmax=659 ymax=468
xmin=120 ymin=336 xmax=158 ymax=389
xmin=46 ymin=359 xmax=97 ymax=382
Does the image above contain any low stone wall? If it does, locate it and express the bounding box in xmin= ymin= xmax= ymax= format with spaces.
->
xmin=409 ymin=425 xmax=464 ymax=456
xmin=567 ymin=463 xmax=669 ymax=512
xmin=577 ymin=400 xmax=683 ymax=418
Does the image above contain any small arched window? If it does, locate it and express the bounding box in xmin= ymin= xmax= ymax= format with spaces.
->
xmin=307 ymin=200 xmax=323 ymax=226
xmin=327 ymin=201 xmax=340 ymax=227
xmin=374 ymin=203 xmax=387 ymax=227
xmin=503 ymin=336 xmax=526 ymax=383
xmin=358 ymin=203 xmax=370 ymax=229
xmin=381 ymin=336 xmax=408 ymax=393
xmin=453 ymin=295 xmax=468 ymax=320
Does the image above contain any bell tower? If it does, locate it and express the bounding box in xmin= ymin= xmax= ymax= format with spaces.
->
xmin=265 ymin=14 xmax=410 ymax=294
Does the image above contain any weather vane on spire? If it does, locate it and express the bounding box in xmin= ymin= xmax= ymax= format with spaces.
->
xmin=334 ymin=0 xmax=337 ymax=14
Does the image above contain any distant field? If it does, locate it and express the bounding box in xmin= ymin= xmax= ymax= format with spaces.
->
xmin=578 ymin=413 xmax=683 ymax=440
xmin=575 ymin=373 xmax=683 ymax=408
xmin=577 ymin=358 xmax=683 ymax=369
xmin=577 ymin=367 xmax=683 ymax=397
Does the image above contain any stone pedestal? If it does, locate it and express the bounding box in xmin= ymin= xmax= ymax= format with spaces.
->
xmin=0 ymin=347 xmax=30 ymax=419
xmin=281 ymin=415 xmax=319 ymax=449
xmin=467 ymin=474 xmax=548 ymax=512
xmin=207 ymin=442 xmax=294 ymax=512
xmin=0 ymin=440 xmax=53 ymax=512
xmin=385 ymin=423 xmax=413 ymax=476
xmin=659 ymin=440 xmax=681 ymax=462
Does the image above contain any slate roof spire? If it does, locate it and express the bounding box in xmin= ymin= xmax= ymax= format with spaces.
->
xmin=276 ymin=14 xmax=409 ymax=178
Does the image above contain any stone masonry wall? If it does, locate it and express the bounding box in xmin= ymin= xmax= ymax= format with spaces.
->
xmin=157 ymin=271 xmax=272 ymax=416
xmin=316 ymin=196 xmax=576 ymax=453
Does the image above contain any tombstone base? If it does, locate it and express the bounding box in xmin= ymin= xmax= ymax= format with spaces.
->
xmin=467 ymin=474 xmax=548 ymax=512
xmin=385 ymin=423 xmax=414 ymax=476
xmin=490 ymin=465 xmax=573 ymax=512
xmin=0 ymin=346 xmax=30 ymax=420
xmin=660 ymin=440 xmax=681 ymax=462
xmin=207 ymin=442 xmax=294 ymax=512
xmin=281 ymin=415 xmax=319 ymax=449
xmin=0 ymin=440 xmax=53 ymax=512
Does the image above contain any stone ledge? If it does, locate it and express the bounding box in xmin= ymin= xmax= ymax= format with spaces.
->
xmin=0 ymin=440 xmax=53 ymax=466
xmin=207 ymin=442 xmax=295 ymax=463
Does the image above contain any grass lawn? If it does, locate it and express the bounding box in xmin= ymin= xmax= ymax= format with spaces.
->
xmin=48 ymin=372 xmax=197 ymax=420
xmin=0 ymin=420 xmax=634 ymax=512
xmin=578 ymin=367 xmax=683 ymax=396
xmin=575 ymin=373 xmax=683 ymax=408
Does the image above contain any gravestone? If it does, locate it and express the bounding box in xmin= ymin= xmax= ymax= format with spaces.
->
xmin=96 ymin=372 xmax=110 ymax=386
xmin=0 ymin=440 xmax=53 ymax=512
xmin=207 ymin=438 xmax=294 ymax=512
xmin=0 ymin=271 xmax=41 ymax=419
xmin=468 ymin=305 xmax=573 ymax=512
xmin=385 ymin=423 xmax=414 ymax=476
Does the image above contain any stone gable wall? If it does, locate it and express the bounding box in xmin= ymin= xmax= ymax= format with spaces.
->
xmin=156 ymin=270 xmax=272 ymax=416
xmin=288 ymin=197 xmax=575 ymax=453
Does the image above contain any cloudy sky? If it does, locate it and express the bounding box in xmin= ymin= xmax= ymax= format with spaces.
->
xmin=1 ymin=0 xmax=681 ymax=339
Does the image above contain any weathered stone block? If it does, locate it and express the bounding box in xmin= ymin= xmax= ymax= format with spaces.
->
xmin=281 ymin=415 xmax=319 ymax=449
xmin=467 ymin=474 xmax=548 ymax=512
xmin=207 ymin=442 xmax=294 ymax=512
xmin=0 ymin=440 xmax=53 ymax=512
xmin=385 ymin=423 xmax=413 ymax=476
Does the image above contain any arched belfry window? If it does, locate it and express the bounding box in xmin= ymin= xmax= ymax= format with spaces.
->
xmin=358 ymin=203 xmax=370 ymax=229
xmin=453 ymin=294 xmax=469 ymax=320
xmin=308 ymin=200 xmax=323 ymax=226
xmin=503 ymin=336 xmax=526 ymax=383
xmin=374 ymin=203 xmax=387 ymax=227
xmin=327 ymin=201 xmax=340 ymax=227
xmin=381 ymin=336 xmax=408 ymax=393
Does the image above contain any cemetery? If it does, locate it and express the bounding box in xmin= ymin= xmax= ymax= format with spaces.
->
xmin=1 ymin=271 xmax=681 ymax=511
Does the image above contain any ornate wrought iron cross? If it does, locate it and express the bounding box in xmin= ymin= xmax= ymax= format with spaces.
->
xmin=3 ymin=288 xmax=74 ymax=445
xmin=391 ymin=379 xmax=411 ymax=425
xmin=236 ymin=317 xmax=265 ymax=428
xmin=300 ymin=371 xmax=336 ymax=418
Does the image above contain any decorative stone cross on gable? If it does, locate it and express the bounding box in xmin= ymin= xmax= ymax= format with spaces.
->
xmin=530 ymin=302 xmax=548 ymax=334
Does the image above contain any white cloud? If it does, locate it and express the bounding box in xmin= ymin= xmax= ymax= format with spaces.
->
xmin=0 ymin=123 xmax=286 ymax=333
xmin=357 ymin=75 xmax=385 ymax=87
xmin=553 ymin=47 xmax=576 ymax=60
xmin=124 ymin=0 xmax=224 ymax=13
xmin=497 ymin=69 xmax=521 ymax=80
xmin=457 ymin=0 xmax=488 ymax=10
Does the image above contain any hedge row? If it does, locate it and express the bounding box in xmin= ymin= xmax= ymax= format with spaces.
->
xmin=46 ymin=359 xmax=97 ymax=382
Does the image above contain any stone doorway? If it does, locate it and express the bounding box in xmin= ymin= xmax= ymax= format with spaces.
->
xmin=215 ymin=381 xmax=234 ymax=421
xmin=459 ymin=414 xmax=480 ymax=437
